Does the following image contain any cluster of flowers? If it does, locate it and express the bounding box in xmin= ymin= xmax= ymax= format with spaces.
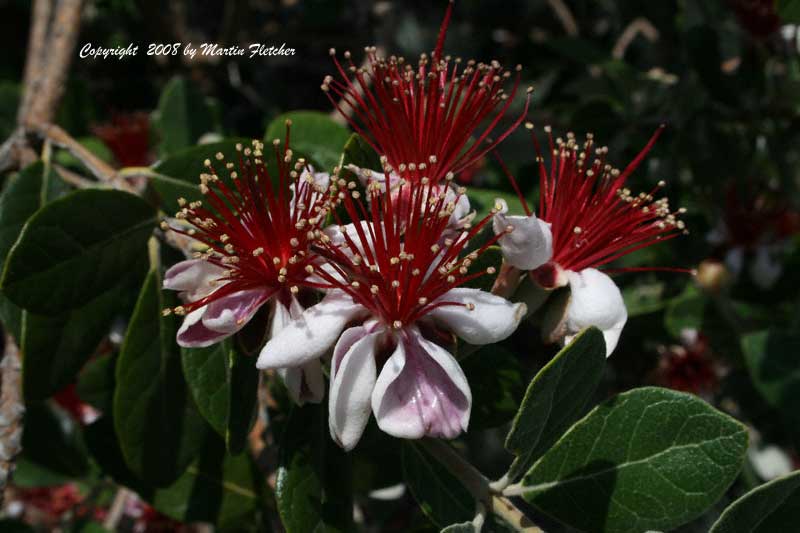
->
xmin=161 ymin=2 xmax=686 ymax=450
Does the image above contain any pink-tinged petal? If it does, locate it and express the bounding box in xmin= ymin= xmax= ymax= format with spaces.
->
xmin=329 ymin=328 xmax=384 ymax=450
xmin=278 ymin=359 xmax=325 ymax=406
xmin=256 ymin=290 xmax=367 ymax=369
xmin=176 ymin=307 xmax=229 ymax=348
xmin=202 ymin=288 xmax=272 ymax=333
xmin=371 ymin=327 xmax=471 ymax=440
xmin=163 ymin=259 xmax=226 ymax=295
xmin=492 ymin=199 xmax=553 ymax=270
xmin=564 ymin=268 xmax=627 ymax=357
xmin=428 ymin=288 xmax=526 ymax=345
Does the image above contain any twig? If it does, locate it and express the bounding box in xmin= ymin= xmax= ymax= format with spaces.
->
xmin=33 ymin=124 xmax=136 ymax=192
xmin=102 ymin=487 xmax=131 ymax=530
xmin=546 ymin=0 xmax=578 ymax=37
xmin=21 ymin=0 xmax=85 ymax=127
xmin=419 ymin=439 xmax=545 ymax=532
xmin=0 ymin=334 xmax=25 ymax=507
xmin=611 ymin=18 xmax=659 ymax=60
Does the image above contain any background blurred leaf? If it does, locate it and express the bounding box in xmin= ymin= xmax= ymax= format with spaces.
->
xmin=505 ymin=327 xmax=606 ymax=480
xmin=148 ymin=138 xmax=246 ymax=209
xmin=461 ymin=343 xmax=524 ymax=430
xmin=342 ymin=132 xmax=381 ymax=171
xmin=521 ymin=387 xmax=748 ymax=533
xmin=709 ymin=470 xmax=800 ymax=532
xmin=264 ymin=111 xmax=350 ymax=171
xmin=154 ymin=76 xmax=216 ymax=156
xmin=778 ymin=0 xmax=800 ymax=23
xmin=742 ymin=329 xmax=800 ymax=447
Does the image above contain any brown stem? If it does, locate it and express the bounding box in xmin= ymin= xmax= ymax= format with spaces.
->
xmin=419 ymin=439 xmax=545 ymax=532
xmin=21 ymin=0 xmax=85 ymax=127
xmin=0 ymin=334 xmax=25 ymax=507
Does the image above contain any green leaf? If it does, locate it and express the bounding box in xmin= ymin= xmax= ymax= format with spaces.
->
xmin=182 ymin=340 xmax=259 ymax=454
xmin=742 ymin=329 xmax=800 ymax=447
xmin=520 ymin=387 xmax=748 ymax=533
xmin=402 ymin=442 xmax=473 ymax=528
xmin=622 ymin=280 xmax=667 ymax=317
xmin=778 ymin=0 xmax=800 ymax=24
xmin=664 ymin=284 xmax=706 ymax=338
xmin=709 ymin=470 xmax=800 ymax=532
xmin=148 ymin=139 xmax=246 ymax=209
xmin=153 ymin=433 xmax=261 ymax=529
xmin=0 ymin=189 xmax=155 ymax=315
xmin=84 ymin=416 xmax=148 ymax=493
xmin=341 ymin=132 xmax=381 ymax=171
xmin=0 ymin=162 xmax=131 ymax=402
xmin=76 ymin=353 xmax=117 ymax=413
xmin=154 ymin=76 xmax=215 ymax=156
xmin=462 ymin=344 xmax=524 ymax=430
xmin=22 ymin=403 xmax=89 ymax=478
xmin=114 ymin=268 xmax=210 ymax=487
xmin=276 ymin=404 xmax=352 ymax=533
xmin=466 ymin=188 xmax=526 ymax=220
xmin=505 ymin=328 xmax=606 ymax=480
xmin=21 ymin=283 xmax=130 ymax=402
xmin=264 ymin=111 xmax=350 ymax=171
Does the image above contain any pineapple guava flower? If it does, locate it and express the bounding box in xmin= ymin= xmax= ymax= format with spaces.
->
xmin=322 ymin=0 xmax=531 ymax=185
xmin=493 ymin=124 xmax=688 ymax=356
xmin=257 ymin=171 xmax=526 ymax=450
xmin=707 ymin=182 xmax=799 ymax=289
xmin=161 ymin=129 xmax=338 ymax=404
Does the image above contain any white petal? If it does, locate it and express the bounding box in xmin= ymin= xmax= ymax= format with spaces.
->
xmin=428 ymin=288 xmax=526 ymax=345
xmin=492 ymin=201 xmax=553 ymax=270
xmin=163 ymin=259 xmax=227 ymax=298
xmin=563 ymin=268 xmax=627 ymax=357
xmin=176 ymin=306 xmax=229 ymax=348
xmin=256 ymin=290 xmax=367 ymax=369
xmin=371 ymin=327 xmax=471 ymax=440
xmin=750 ymin=245 xmax=782 ymax=289
xmin=277 ymin=359 xmax=325 ymax=406
xmin=329 ymin=327 xmax=383 ymax=450
xmin=202 ymin=288 xmax=272 ymax=333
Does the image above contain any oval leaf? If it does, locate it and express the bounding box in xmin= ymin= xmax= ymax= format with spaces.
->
xmin=114 ymin=268 xmax=210 ymax=487
xmin=0 ymin=189 xmax=155 ymax=315
xmin=182 ymin=341 xmax=259 ymax=454
xmin=520 ymin=386 xmax=748 ymax=533
xmin=742 ymin=329 xmax=800 ymax=447
xmin=709 ymin=470 xmax=800 ymax=532
xmin=264 ymin=111 xmax=350 ymax=171
xmin=505 ymin=327 xmax=606 ymax=480
xmin=276 ymin=404 xmax=352 ymax=533
xmin=149 ymin=139 xmax=246 ymax=209
xmin=154 ymin=76 xmax=216 ymax=156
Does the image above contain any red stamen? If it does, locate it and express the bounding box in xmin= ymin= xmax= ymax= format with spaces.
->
xmin=314 ymin=172 xmax=500 ymax=329
xmin=514 ymin=126 xmax=688 ymax=277
xmin=322 ymin=3 xmax=531 ymax=184
xmin=162 ymin=131 xmax=339 ymax=316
